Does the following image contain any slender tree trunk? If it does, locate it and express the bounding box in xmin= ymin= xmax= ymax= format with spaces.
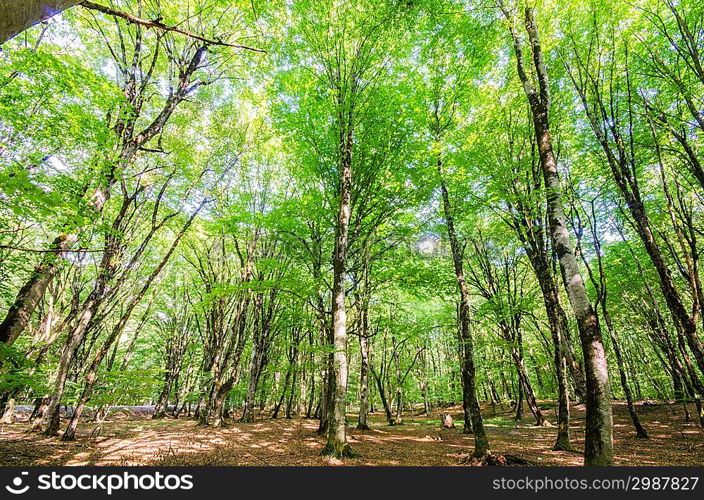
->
xmin=543 ymin=121 xmax=614 ymax=465
xmin=528 ymin=254 xmax=573 ymax=449
xmin=437 ymin=151 xmax=489 ymax=457
xmin=371 ymin=364 xmax=394 ymax=425
xmin=509 ymin=345 xmax=546 ymax=426
xmin=392 ymin=333 xmax=404 ymax=425
xmin=586 ymin=203 xmax=649 ymax=440
xmin=317 ymin=332 xmax=334 ymax=434
xmin=556 ymin=303 xmax=587 ymax=403
xmin=421 ymin=381 xmax=431 ymax=415
xmin=273 ymin=361 xmax=293 ymax=419
xmin=502 ymin=4 xmax=613 ymax=465
xmin=457 ymin=315 xmax=473 ymax=434
xmin=285 ymin=360 xmax=297 ymax=419
xmin=153 ymin=376 xmax=173 ymax=420
xmin=601 ymin=301 xmax=648 ymax=438
xmin=314 ymin=291 xmax=332 ymax=433
xmin=356 ymin=256 xmax=371 ymax=430
xmin=241 ymin=342 xmax=265 ymax=423
xmin=357 ymin=325 xmax=371 ymax=430
xmin=514 ymin=383 xmax=524 ymax=421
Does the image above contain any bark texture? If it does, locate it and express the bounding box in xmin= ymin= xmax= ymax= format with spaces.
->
xmin=500 ymin=3 xmax=613 ymax=465
xmin=0 ymin=0 xmax=81 ymax=44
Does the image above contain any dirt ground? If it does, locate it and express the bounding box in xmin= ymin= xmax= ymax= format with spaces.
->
xmin=1 ymin=401 xmax=702 ymax=466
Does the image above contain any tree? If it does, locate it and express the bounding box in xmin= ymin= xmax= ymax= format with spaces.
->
xmin=499 ymin=1 xmax=614 ymax=465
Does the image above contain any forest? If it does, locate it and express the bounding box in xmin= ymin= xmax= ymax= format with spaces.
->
xmin=0 ymin=0 xmax=703 ymax=468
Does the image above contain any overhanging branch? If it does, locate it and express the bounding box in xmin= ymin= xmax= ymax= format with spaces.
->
xmin=80 ymin=1 xmax=267 ymax=53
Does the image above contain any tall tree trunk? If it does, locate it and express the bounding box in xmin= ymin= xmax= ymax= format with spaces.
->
xmin=516 ymin=238 xmax=573 ymax=448
xmin=314 ymin=285 xmax=332 ymax=433
xmin=357 ymin=321 xmax=371 ymax=430
xmin=356 ymin=256 xmax=372 ymax=430
xmin=542 ymin=270 xmax=573 ymax=450
xmin=457 ymin=314 xmax=473 ymax=434
xmin=153 ymin=379 xmax=173 ymax=420
xmin=273 ymin=359 xmax=293 ymax=419
xmin=59 ymin=198 xmax=202 ymax=440
xmin=501 ymin=4 xmax=613 ymax=465
xmin=421 ymin=381 xmax=431 ymax=416
xmin=316 ymin=325 xmax=334 ymax=434
xmin=285 ymin=364 xmax=297 ymax=419
xmin=556 ymin=302 xmax=587 ymax=403
xmin=584 ymin=200 xmax=649 ymax=440
xmin=437 ymin=151 xmax=489 ymax=457
xmin=322 ymin=111 xmax=354 ymax=459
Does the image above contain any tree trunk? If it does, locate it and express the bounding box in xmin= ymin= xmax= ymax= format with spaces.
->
xmin=0 ymin=234 xmax=76 ymax=345
xmin=322 ymin=110 xmax=354 ymax=459
xmin=421 ymin=381 xmax=431 ymax=415
xmin=315 ymin=299 xmax=332 ymax=433
xmin=371 ymin=365 xmax=394 ymax=425
xmin=357 ymin=325 xmax=371 ymax=430
xmin=509 ymin=345 xmax=546 ymax=426
xmin=0 ymin=398 xmax=15 ymax=424
xmin=437 ymin=152 xmax=489 ymax=457
xmin=514 ymin=383 xmax=524 ymax=421
xmin=0 ymin=0 xmax=82 ymax=44
xmin=392 ymin=333 xmax=404 ymax=425
xmin=601 ymin=301 xmax=648 ymax=438
xmin=526 ymin=252 xmax=573 ymax=449
xmin=153 ymin=376 xmax=173 ymax=420
xmin=273 ymin=362 xmax=292 ymax=419
xmin=241 ymin=345 xmax=264 ymax=423
xmin=285 ymin=361 xmax=297 ymax=419
xmin=502 ymin=4 xmax=613 ymax=465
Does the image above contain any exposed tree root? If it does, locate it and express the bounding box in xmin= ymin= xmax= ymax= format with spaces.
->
xmin=461 ymin=451 xmax=536 ymax=466
xmin=320 ymin=442 xmax=358 ymax=459
xmin=552 ymin=441 xmax=580 ymax=453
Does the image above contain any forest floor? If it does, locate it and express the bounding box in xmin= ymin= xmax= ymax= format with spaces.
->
xmin=0 ymin=401 xmax=702 ymax=466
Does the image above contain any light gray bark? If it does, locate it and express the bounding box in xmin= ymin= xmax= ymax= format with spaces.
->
xmin=0 ymin=0 xmax=81 ymax=44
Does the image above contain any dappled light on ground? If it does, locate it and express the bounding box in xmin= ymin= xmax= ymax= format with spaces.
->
xmin=1 ymin=401 xmax=701 ymax=466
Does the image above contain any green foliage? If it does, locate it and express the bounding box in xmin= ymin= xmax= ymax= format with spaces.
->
xmin=1 ymin=0 xmax=702 ymax=429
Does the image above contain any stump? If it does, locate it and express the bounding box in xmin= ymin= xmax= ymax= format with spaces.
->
xmin=441 ymin=413 xmax=455 ymax=429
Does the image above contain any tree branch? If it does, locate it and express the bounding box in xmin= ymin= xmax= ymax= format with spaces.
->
xmin=80 ymin=1 xmax=267 ymax=53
